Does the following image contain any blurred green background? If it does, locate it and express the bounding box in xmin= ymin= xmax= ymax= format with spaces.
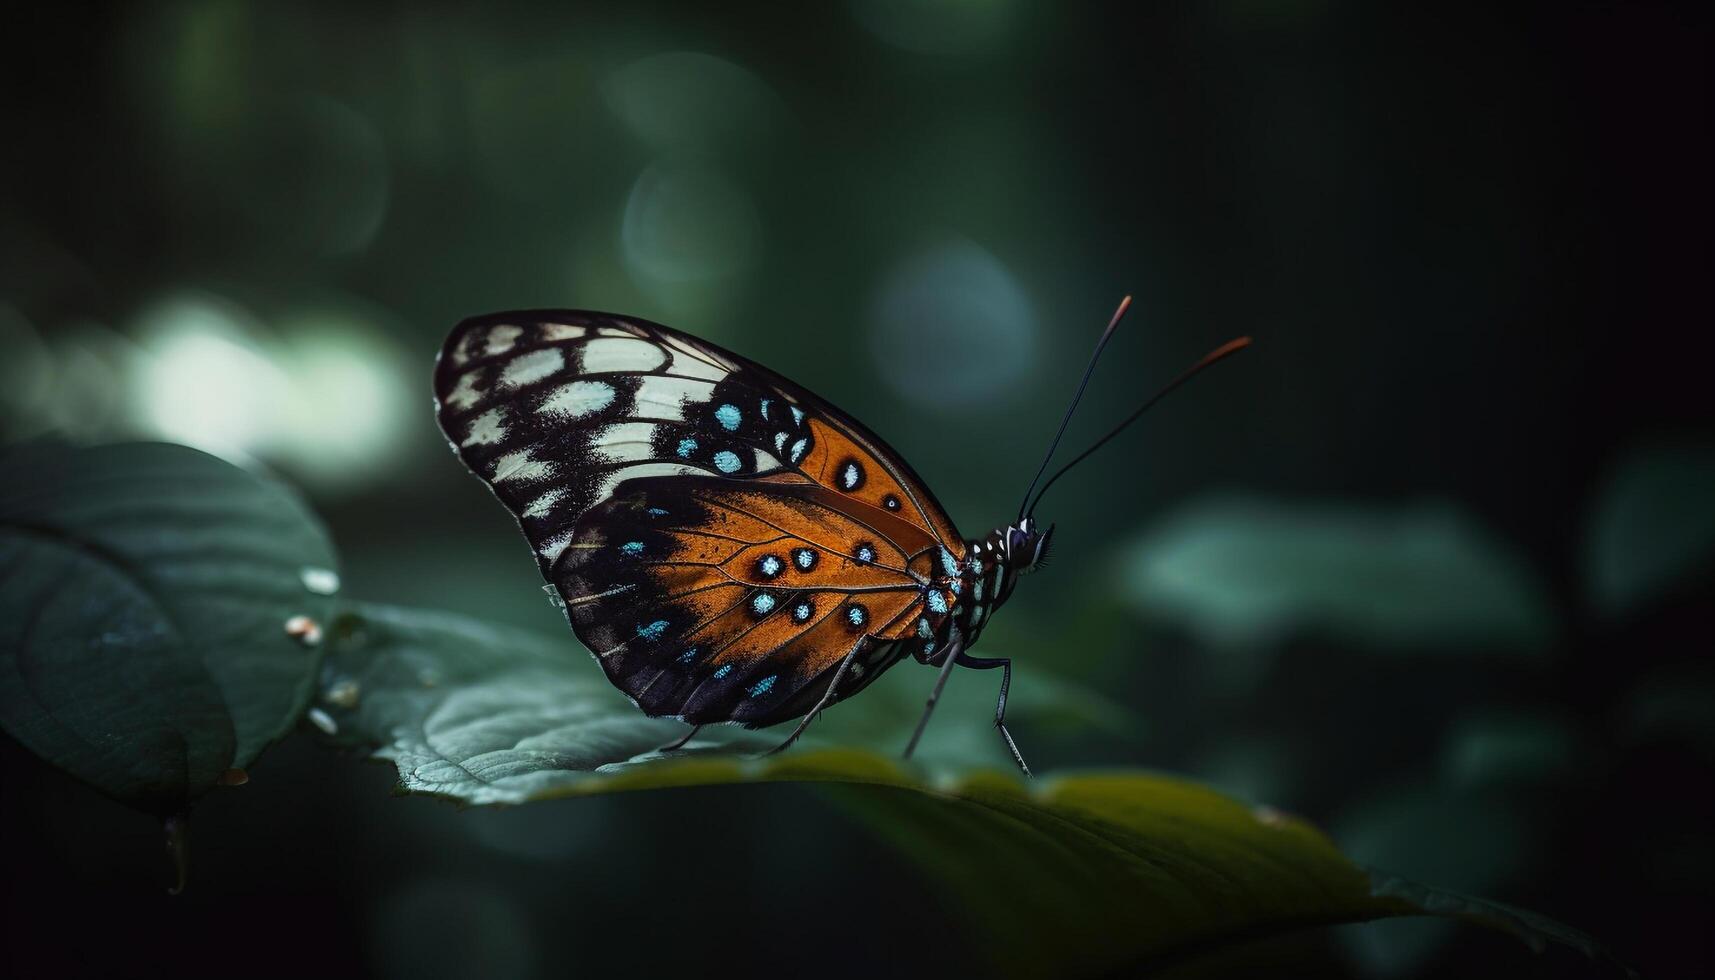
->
xmin=2 ymin=1 xmax=1710 ymax=977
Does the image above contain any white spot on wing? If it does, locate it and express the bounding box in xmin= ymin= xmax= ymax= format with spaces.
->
xmin=539 ymin=380 xmax=615 ymax=418
xmin=632 ymin=376 xmax=716 ymax=421
xmin=592 ymin=462 xmax=700 ymax=505
xmin=500 ymin=347 xmax=564 ymax=388
xmin=493 ymin=449 xmax=553 ymax=482
xmin=540 ymin=323 xmax=586 ymax=341
xmin=484 ymin=324 xmax=523 ymax=356
xmin=539 ymin=530 xmax=576 ymax=564
xmin=444 ymin=372 xmax=484 ymax=411
xmin=593 ymin=421 xmax=658 ymax=463
xmin=523 ymin=487 xmax=568 ymax=518
xmin=754 ymin=447 xmax=782 ymax=471
xmin=463 ymin=407 xmax=507 ymax=446
xmin=581 ymin=336 xmax=668 ymax=373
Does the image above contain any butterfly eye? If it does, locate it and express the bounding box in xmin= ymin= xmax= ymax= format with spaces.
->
xmin=1006 ymin=528 xmax=1030 ymax=560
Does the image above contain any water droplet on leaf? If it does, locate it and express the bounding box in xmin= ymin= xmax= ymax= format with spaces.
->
xmin=285 ymin=614 xmax=324 ymax=646
xmin=325 ymin=678 xmax=361 ymax=709
xmin=300 ymin=566 xmax=340 ymax=595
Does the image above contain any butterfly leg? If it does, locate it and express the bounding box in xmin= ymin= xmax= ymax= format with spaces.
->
xmin=656 ymin=724 xmax=702 ymax=753
xmin=954 ymin=653 xmax=1033 ymax=778
xmin=760 ymin=638 xmax=866 ymax=757
xmin=902 ymin=630 xmax=965 ymax=760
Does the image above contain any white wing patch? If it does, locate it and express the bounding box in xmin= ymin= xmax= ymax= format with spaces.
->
xmin=463 ymin=407 xmax=507 ymax=447
xmin=500 ymin=347 xmax=564 ymax=389
xmin=582 ymin=336 xmax=668 ymax=373
xmin=539 ymin=380 xmax=616 ymax=418
xmin=483 ymin=325 xmax=523 ymax=357
xmin=493 ymin=448 xmax=553 ymax=482
xmin=539 ymin=323 xmax=587 ymax=341
xmin=445 ymin=372 xmax=484 ymax=410
xmin=593 ymin=421 xmax=659 ymax=464
xmin=632 ymin=376 xmax=718 ymax=421
xmin=538 ymin=529 xmax=577 ymax=564
xmin=523 ymin=487 xmax=568 ymax=518
xmin=592 ymin=462 xmax=702 ymax=504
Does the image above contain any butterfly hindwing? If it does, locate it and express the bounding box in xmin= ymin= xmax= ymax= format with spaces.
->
xmin=433 ymin=311 xmax=967 ymax=726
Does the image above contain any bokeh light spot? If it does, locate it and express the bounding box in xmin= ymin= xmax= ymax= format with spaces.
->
xmin=603 ymin=51 xmax=784 ymax=154
xmin=867 ymin=239 xmax=1036 ymax=409
xmin=621 ymin=161 xmax=760 ymax=289
xmin=851 ymin=0 xmax=1022 ymax=56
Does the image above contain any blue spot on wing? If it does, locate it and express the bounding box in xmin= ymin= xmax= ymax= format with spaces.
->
xmin=747 ymin=675 xmax=777 ymax=698
xmin=715 ymin=403 xmax=742 ymax=431
xmin=927 ymin=590 xmax=950 ymax=614
xmin=677 ymin=438 xmax=698 ymax=458
xmin=714 ymin=450 xmax=741 ymax=473
xmin=620 ymin=541 xmax=645 ymax=557
xmin=713 ymin=664 xmax=732 ymax=679
xmin=637 ymin=620 xmax=668 ymax=641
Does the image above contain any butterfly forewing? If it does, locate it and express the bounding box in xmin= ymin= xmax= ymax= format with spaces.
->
xmin=433 ymin=311 xmax=967 ymax=726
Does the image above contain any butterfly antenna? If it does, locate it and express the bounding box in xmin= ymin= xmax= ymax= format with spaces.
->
xmin=1025 ymin=335 xmax=1252 ymax=519
xmin=1016 ymin=295 xmax=1133 ymax=521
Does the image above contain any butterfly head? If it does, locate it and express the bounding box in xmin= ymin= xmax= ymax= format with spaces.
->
xmin=1000 ymin=517 xmax=1055 ymax=575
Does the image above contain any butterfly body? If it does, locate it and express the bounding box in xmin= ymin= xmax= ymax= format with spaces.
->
xmin=433 ymin=311 xmax=1036 ymax=737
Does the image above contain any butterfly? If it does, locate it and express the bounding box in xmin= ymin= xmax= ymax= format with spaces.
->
xmin=432 ymin=298 xmax=1248 ymax=775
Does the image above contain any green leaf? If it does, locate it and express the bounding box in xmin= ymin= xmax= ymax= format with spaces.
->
xmin=1121 ymin=494 xmax=1557 ymax=653
xmin=1585 ymin=441 xmax=1715 ymax=616
xmin=0 ymin=441 xmax=338 ymax=813
xmin=319 ymin=602 xmax=1616 ymax=974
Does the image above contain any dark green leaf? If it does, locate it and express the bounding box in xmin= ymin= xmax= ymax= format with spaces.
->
xmin=1122 ymin=495 xmax=1556 ymax=653
xmin=0 ymin=441 xmax=338 ymax=812
xmin=1585 ymin=441 xmax=1715 ymax=616
xmin=320 ymin=602 xmax=1616 ymax=974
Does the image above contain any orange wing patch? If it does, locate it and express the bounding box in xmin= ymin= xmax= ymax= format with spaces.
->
xmin=797 ymin=418 xmax=963 ymax=549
